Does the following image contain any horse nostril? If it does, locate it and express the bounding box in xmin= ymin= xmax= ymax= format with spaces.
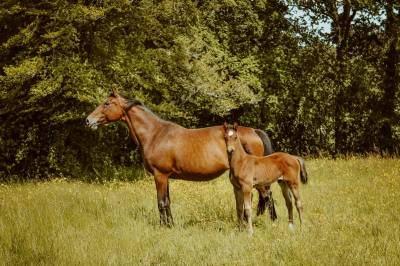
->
xmin=86 ymin=118 xmax=90 ymax=125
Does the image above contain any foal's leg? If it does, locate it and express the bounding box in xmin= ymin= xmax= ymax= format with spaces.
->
xmin=154 ymin=172 xmax=173 ymax=226
xmin=242 ymin=186 xmax=254 ymax=235
xmin=233 ymin=186 xmax=245 ymax=230
xmin=230 ymin=171 xmax=245 ymax=230
xmin=289 ymin=184 xmax=303 ymax=224
xmin=279 ymin=181 xmax=294 ymax=228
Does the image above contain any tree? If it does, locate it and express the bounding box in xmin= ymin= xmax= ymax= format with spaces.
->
xmin=379 ymin=0 xmax=399 ymax=154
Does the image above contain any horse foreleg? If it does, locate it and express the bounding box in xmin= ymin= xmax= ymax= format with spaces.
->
xmin=266 ymin=189 xmax=277 ymax=221
xmin=243 ymin=187 xmax=253 ymax=235
xmin=279 ymin=181 xmax=294 ymax=228
xmin=233 ymin=186 xmax=244 ymax=230
xmin=256 ymin=187 xmax=267 ymax=216
xmin=154 ymin=173 xmax=173 ymax=227
xmin=166 ymin=182 xmax=174 ymax=225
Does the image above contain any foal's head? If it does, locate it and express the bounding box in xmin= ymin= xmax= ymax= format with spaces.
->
xmin=223 ymin=122 xmax=239 ymax=155
xmin=86 ymin=89 xmax=129 ymax=129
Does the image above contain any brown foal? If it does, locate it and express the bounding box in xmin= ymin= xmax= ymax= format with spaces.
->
xmin=86 ymin=89 xmax=276 ymax=226
xmin=223 ymin=123 xmax=308 ymax=234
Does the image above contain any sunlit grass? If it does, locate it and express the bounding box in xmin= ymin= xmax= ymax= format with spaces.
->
xmin=0 ymin=157 xmax=399 ymax=265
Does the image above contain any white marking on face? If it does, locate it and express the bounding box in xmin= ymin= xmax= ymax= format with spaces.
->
xmin=228 ymin=130 xmax=234 ymax=136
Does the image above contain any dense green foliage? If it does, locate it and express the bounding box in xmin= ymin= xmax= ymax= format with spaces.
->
xmin=0 ymin=0 xmax=399 ymax=178
xmin=1 ymin=158 xmax=400 ymax=264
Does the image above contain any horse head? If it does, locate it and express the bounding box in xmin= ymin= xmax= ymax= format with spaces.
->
xmin=86 ymin=88 xmax=128 ymax=129
xmin=223 ymin=122 xmax=239 ymax=154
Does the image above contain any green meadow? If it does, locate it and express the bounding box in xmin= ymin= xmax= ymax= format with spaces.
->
xmin=1 ymin=157 xmax=399 ymax=265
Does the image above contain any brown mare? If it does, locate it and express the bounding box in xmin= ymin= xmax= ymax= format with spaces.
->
xmin=223 ymin=123 xmax=308 ymax=234
xmin=86 ymin=90 xmax=276 ymax=225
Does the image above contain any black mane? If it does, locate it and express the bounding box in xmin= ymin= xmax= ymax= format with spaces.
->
xmin=125 ymin=99 xmax=143 ymax=111
xmin=108 ymin=90 xmax=143 ymax=111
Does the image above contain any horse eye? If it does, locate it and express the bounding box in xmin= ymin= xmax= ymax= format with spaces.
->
xmin=104 ymin=102 xmax=110 ymax=107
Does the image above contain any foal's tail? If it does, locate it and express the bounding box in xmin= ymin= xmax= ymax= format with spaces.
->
xmin=296 ymin=157 xmax=308 ymax=184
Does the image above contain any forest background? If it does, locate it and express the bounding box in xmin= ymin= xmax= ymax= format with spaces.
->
xmin=0 ymin=0 xmax=399 ymax=179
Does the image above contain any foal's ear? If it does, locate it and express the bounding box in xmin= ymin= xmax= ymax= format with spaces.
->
xmin=233 ymin=122 xmax=238 ymax=131
xmin=109 ymin=87 xmax=118 ymax=97
xmin=223 ymin=121 xmax=228 ymax=131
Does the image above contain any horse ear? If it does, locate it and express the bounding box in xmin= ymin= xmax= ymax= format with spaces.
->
xmin=109 ymin=87 xmax=119 ymax=97
xmin=233 ymin=122 xmax=238 ymax=131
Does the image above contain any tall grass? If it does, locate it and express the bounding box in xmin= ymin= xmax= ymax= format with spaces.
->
xmin=0 ymin=157 xmax=399 ymax=265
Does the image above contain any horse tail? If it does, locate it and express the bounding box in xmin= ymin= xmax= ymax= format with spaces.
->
xmin=297 ymin=157 xmax=308 ymax=184
xmin=255 ymin=129 xmax=277 ymax=220
xmin=255 ymin=129 xmax=274 ymax=155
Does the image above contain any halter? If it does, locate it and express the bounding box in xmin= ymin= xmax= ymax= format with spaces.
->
xmin=117 ymin=96 xmax=142 ymax=149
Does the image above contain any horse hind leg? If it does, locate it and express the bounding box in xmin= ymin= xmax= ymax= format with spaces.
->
xmin=289 ymin=184 xmax=303 ymax=225
xmin=279 ymin=181 xmax=294 ymax=228
xmin=256 ymin=186 xmax=277 ymax=221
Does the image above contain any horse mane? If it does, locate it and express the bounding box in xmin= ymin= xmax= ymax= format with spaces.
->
xmin=125 ymin=99 xmax=143 ymax=111
xmin=109 ymin=91 xmax=143 ymax=111
xmin=124 ymin=97 xmax=160 ymax=119
xmin=110 ymin=90 xmax=165 ymax=121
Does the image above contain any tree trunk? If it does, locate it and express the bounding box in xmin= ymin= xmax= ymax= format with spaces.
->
xmin=332 ymin=0 xmax=356 ymax=157
xmin=380 ymin=0 xmax=399 ymax=155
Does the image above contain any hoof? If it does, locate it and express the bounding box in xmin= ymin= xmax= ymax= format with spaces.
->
xmin=288 ymin=223 xmax=295 ymax=231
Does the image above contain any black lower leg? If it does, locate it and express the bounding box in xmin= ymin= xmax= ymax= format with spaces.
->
xmin=158 ymin=200 xmax=173 ymax=227
xmin=159 ymin=207 xmax=168 ymax=226
xmin=257 ymin=192 xmax=266 ymax=216
xmin=268 ymin=196 xmax=277 ymax=221
xmin=166 ymin=184 xmax=174 ymax=225
xmin=166 ymin=206 xmax=174 ymax=226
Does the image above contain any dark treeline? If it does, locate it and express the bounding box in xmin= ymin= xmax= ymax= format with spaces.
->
xmin=0 ymin=0 xmax=399 ymax=179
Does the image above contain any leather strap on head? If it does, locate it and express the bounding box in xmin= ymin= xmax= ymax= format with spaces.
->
xmin=117 ymin=95 xmax=141 ymax=148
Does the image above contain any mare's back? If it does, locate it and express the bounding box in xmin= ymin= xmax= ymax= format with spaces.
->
xmin=160 ymin=126 xmax=228 ymax=177
xmin=173 ymin=126 xmax=226 ymax=158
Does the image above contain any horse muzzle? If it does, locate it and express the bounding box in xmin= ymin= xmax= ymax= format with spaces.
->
xmin=86 ymin=117 xmax=99 ymax=129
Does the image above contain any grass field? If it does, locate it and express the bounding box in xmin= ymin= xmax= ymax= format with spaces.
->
xmin=0 ymin=157 xmax=399 ymax=265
